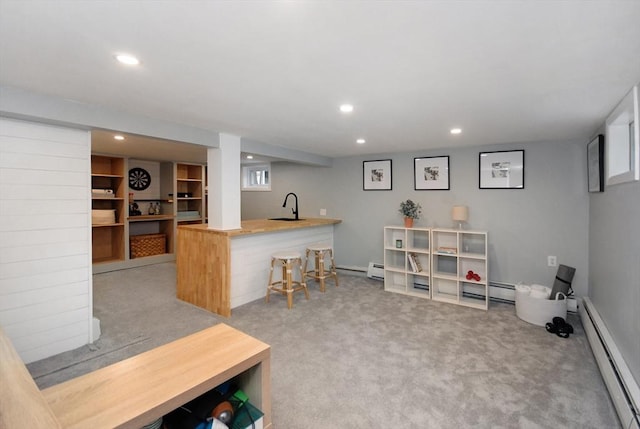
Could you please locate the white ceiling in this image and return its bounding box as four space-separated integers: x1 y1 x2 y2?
91 129 208 163
1 1 640 159
91 128 280 165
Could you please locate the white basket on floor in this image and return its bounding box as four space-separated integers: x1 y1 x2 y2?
515 284 567 327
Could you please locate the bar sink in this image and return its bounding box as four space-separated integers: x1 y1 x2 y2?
268 217 305 221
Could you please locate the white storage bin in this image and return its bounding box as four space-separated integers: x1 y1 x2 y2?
515 284 567 326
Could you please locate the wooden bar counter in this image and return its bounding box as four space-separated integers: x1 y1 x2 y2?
177 218 341 317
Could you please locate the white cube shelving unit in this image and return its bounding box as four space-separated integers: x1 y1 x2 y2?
383 227 431 299
384 227 489 310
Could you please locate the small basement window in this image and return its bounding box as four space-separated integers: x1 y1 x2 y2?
606 85 639 186
242 163 271 191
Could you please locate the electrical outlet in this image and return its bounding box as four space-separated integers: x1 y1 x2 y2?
320 208 327 216
548 255 557 267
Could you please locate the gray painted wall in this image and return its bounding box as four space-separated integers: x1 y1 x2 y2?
589 179 640 385
242 139 590 296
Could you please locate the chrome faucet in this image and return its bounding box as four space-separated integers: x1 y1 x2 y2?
282 192 299 220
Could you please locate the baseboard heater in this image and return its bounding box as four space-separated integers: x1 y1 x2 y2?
365 262 384 281
360 270 577 310
581 297 640 429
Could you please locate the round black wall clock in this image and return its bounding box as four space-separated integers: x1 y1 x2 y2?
129 167 151 191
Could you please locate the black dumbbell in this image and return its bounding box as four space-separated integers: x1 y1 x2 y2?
545 317 574 338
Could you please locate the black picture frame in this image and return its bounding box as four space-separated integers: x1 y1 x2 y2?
587 134 605 192
479 150 525 189
363 159 392 190
414 156 450 190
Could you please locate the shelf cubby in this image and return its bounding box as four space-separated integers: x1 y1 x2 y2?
175 163 204 224
459 232 486 256
384 271 407 293
459 258 487 284
407 228 430 251
176 163 203 180
92 226 125 263
408 274 430 297
384 249 407 271
431 277 458 303
91 155 126 263
432 254 457 281
384 227 406 249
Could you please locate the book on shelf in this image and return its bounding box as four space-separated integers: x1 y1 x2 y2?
437 246 457 254
413 253 423 272
407 253 418 272
407 253 423 273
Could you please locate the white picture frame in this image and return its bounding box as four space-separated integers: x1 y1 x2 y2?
414 156 450 190
479 150 524 189
363 159 392 190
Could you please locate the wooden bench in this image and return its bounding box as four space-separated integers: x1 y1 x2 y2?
1 324 272 429
0 326 62 428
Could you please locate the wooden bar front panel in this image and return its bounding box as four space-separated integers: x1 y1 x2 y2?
177 227 231 317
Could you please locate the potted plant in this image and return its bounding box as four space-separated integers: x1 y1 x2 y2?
399 199 422 227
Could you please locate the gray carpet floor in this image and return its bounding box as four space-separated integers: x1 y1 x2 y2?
28 262 620 429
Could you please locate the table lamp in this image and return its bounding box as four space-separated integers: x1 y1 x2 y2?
452 205 468 230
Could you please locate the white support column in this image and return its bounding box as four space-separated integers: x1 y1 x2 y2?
207 134 241 230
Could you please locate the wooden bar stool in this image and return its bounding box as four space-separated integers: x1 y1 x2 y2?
303 243 339 292
266 251 309 309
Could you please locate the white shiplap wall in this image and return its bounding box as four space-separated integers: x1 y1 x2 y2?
230 225 334 308
0 117 92 363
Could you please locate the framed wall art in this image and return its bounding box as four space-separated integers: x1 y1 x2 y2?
479 150 524 189
414 156 450 190
587 134 605 193
363 159 392 190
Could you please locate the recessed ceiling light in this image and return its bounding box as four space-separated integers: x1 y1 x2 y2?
113 135 125 141
450 128 462 135
115 54 140 66
339 104 354 113
356 138 366 144
246 155 254 159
